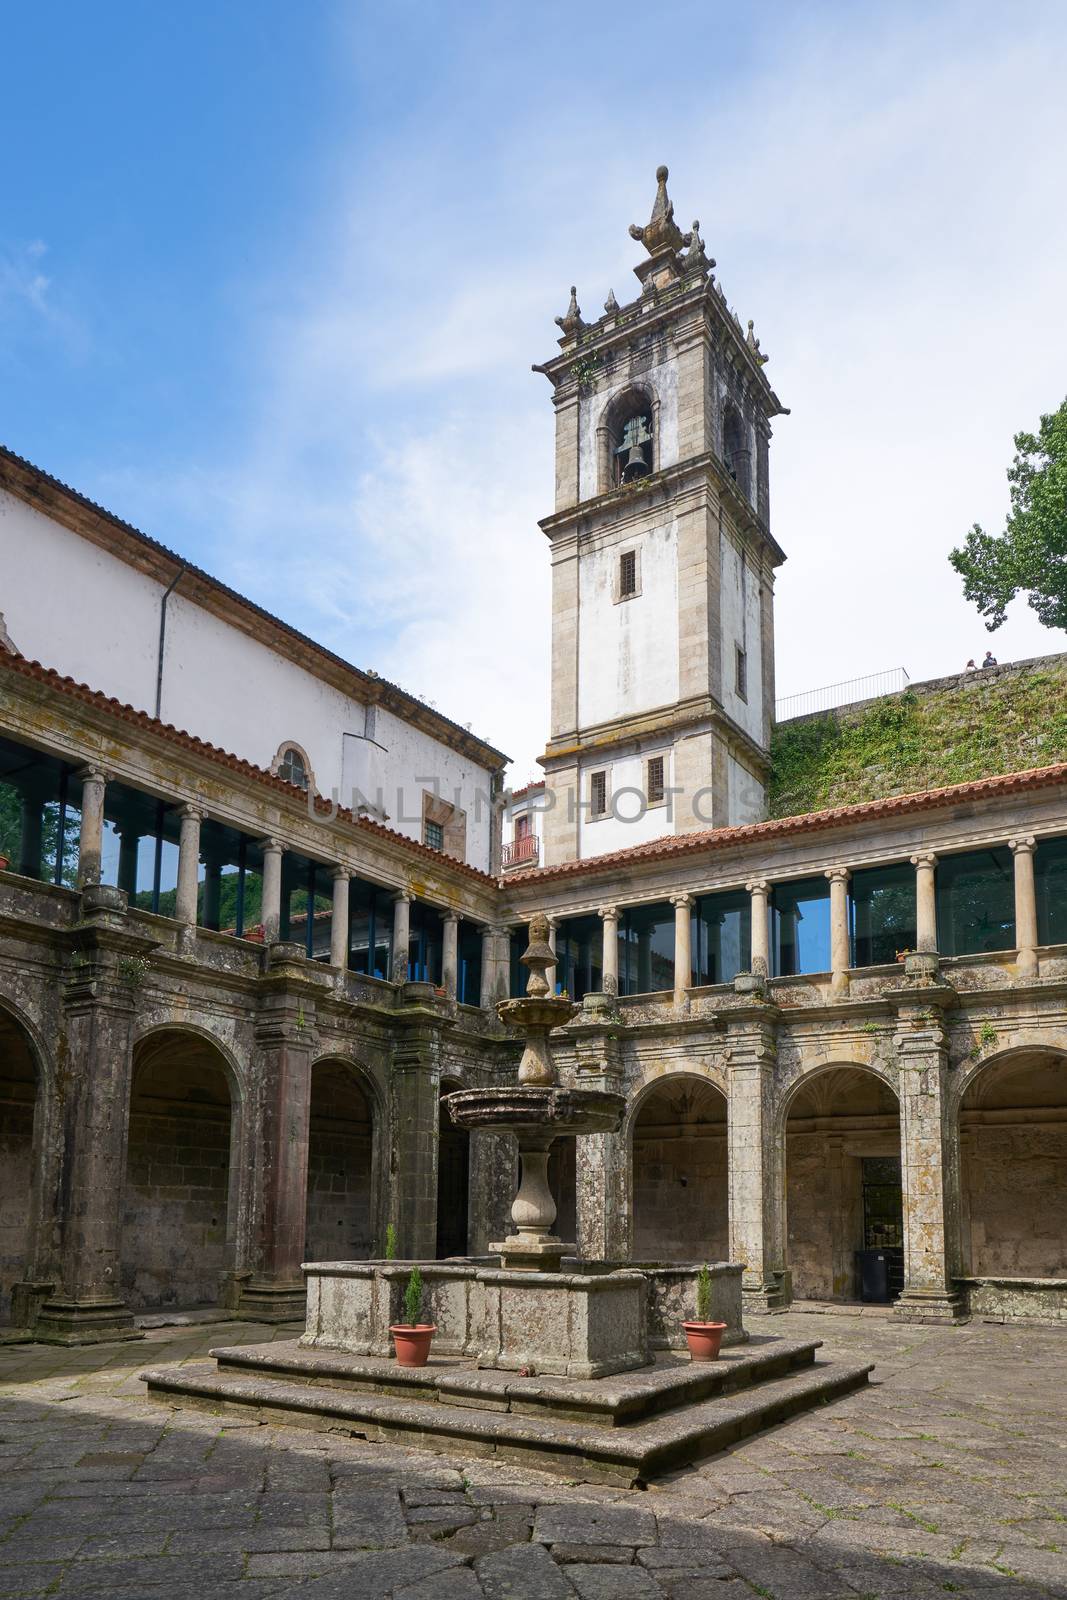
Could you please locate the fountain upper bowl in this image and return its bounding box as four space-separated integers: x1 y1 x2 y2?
443 1085 626 1139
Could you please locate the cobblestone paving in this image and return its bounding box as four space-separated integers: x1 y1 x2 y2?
1 1310 1065 1598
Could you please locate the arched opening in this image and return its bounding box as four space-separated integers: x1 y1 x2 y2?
437 1079 470 1258
548 1139 576 1248
123 1030 236 1310
306 1060 374 1263
598 388 657 491
722 401 751 498
631 1076 728 1263
960 1052 1067 1280
0 1007 39 1324
785 1067 902 1304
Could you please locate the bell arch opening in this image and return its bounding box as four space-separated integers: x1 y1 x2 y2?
123 1029 237 1310
630 1075 728 1263
0 1006 40 1324
784 1066 902 1304
597 386 658 492
306 1059 375 1263
960 1051 1067 1280
437 1078 470 1258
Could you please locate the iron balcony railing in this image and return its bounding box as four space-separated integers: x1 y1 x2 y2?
776 667 910 722
502 834 539 868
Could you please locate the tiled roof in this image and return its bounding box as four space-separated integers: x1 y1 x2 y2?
0 443 509 768
0 651 497 887
504 764 1067 884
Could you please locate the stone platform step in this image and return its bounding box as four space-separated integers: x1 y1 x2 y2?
141 1346 873 1486
208 1335 823 1427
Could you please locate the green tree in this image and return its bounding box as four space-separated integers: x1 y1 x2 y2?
950 399 1067 631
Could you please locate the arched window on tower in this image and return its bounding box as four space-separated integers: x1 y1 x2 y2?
722 402 752 500
597 389 657 493
275 744 309 791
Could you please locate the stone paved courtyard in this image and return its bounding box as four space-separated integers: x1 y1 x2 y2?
0 1310 1064 1599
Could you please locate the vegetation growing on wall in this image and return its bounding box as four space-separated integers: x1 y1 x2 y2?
769 658 1067 819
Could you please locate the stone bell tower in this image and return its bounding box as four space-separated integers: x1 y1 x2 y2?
534 166 789 867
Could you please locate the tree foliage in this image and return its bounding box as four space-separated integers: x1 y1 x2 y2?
950 398 1067 631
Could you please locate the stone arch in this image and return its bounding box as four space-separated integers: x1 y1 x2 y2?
782 1063 902 1304
437 1075 470 1258
0 996 52 1324
123 1025 241 1309
627 1068 728 1263
721 396 751 498
596 383 660 491
957 1046 1067 1280
305 1055 380 1264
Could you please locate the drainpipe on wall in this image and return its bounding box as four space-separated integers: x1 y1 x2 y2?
155 567 186 720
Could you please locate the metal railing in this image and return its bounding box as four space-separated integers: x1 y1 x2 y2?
776 667 910 722
502 834 539 869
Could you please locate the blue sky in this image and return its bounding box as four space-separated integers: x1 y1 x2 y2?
3 1 1067 779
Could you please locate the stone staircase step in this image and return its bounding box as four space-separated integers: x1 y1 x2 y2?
141 1353 873 1485
209 1336 823 1427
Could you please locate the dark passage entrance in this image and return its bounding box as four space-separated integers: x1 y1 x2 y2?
436 1082 469 1258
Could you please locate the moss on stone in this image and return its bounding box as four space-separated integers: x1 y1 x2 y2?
768 656 1067 819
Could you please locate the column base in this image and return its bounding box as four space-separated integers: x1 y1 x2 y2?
892 1285 968 1325
236 1278 307 1323
33 1296 142 1346
490 1235 576 1273
742 1270 792 1314
9 1280 54 1331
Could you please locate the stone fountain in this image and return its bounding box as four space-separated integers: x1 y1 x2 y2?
443 913 625 1272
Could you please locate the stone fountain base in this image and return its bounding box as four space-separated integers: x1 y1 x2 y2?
298 1258 744 1379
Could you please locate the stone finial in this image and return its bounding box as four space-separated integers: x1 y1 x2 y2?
682 220 713 276
746 318 769 366
603 288 619 314
628 165 685 256
520 912 557 998
0 612 18 656
554 285 586 337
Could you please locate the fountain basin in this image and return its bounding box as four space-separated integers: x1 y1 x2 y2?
444 1085 625 1139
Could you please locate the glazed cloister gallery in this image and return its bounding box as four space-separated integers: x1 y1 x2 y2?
0 168 1065 1476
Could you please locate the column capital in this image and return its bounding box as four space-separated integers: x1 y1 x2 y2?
76 764 109 787
440 908 460 925
257 835 284 856
670 892 695 909
178 802 206 823
1008 834 1037 856
392 888 413 905
598 904 619 922
745 877 769 895
824 865 850 885
910 852 937 869
330 862 351 881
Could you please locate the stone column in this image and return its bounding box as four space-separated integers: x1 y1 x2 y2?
259 837 284 944
389 1019 444 1258
77 767 107 888
825 866 851 996
671 893 693 1004
572 1028 627 1262
893 985 964 1323
1008 834 1039 979
479 923 497 1007
174 804 204 927
35 886 153 1344
599 905 619 995
746 877 770 977
441 911 459 999
116 830 140 898
329 866 350 972
724 1000 788 1312
392 891 412 984
239 944 316 1321
911 852 938 953
18 794 44 879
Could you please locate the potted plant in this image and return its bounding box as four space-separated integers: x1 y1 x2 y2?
390 1267 436 1367
683 1264 727 1362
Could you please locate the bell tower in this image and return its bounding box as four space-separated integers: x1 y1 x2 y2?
534 166 788 866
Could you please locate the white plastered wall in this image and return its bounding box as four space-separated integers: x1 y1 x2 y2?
577 520 679 730
576 744 674 860
718 530 765 748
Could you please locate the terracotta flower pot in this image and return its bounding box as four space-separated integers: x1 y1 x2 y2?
390 1324 437 1367
682 1320 727 1362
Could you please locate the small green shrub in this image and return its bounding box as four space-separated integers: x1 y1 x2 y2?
696 1263 712 1322
404 1267 423 1328
384 1223 397 1260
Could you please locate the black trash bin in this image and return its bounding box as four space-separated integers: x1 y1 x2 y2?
856 1248 891 1303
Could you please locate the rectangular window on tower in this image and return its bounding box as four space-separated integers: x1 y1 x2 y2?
590 771 608 818
646 755 665 805
735 645 748 701
619 549 637 598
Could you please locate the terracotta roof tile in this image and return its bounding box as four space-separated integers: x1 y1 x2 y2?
0 651 496 886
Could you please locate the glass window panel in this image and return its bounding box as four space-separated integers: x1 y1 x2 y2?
347 878 392 978
196 820 251 933
1036 836 1067 946
554 914 602 1002
936 847 1014 956
0 737 80 885
850 863 916 967
772 875 831 976
510 929 526 997
458 921 483 1006
693 890 751 985
620 902 675 995
408 902 443 984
